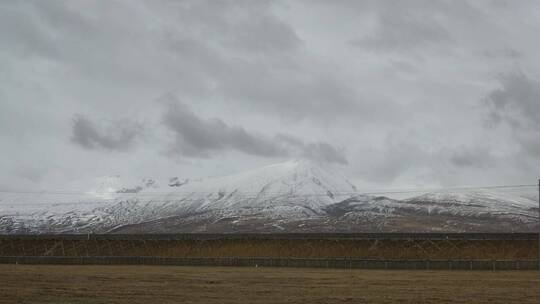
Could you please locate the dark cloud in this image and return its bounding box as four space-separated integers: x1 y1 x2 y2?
153 2 366 124
160 17 361 123
353 129 495 185
0 0 381 124
486 72 540 127
449 146 492 168
162 102 286 158
218 7 301 53
481 48 521 59
153 0 301 55
484 72 540 158
352 13 450 52
0 1 112 63
304 143 348 165
215 65 365 122
349 1 452 53
162 101 347 164
275 134 348 164
70 115 141 152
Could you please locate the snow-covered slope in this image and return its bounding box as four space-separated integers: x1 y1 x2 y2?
165 159 357 214
0 160 358 233
404 190 538 223
0 160 537 233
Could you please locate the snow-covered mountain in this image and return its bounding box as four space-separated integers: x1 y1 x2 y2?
404 190 538 221
0 160 357 233
324 189 538 233
0 160 537 233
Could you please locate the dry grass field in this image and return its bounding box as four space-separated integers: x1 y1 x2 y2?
1 238 537 260
0 265 538 304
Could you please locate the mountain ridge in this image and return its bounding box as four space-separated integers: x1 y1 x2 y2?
0 160 537 233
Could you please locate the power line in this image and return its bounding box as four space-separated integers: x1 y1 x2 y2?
0 183 536 195
358 184 537 196
0 184 536 199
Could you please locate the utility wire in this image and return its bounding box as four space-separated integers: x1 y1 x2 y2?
0 183 536 196
0 183 537 208
2 190 538 206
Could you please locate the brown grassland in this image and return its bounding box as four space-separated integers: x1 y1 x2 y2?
1 238 536 259
0 265 538 304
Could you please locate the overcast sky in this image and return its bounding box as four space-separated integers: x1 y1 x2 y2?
1 0 540 192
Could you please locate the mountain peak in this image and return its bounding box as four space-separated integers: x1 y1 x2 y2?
1 160 538 233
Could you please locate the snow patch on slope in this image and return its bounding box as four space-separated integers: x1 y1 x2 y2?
0 160 358 232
